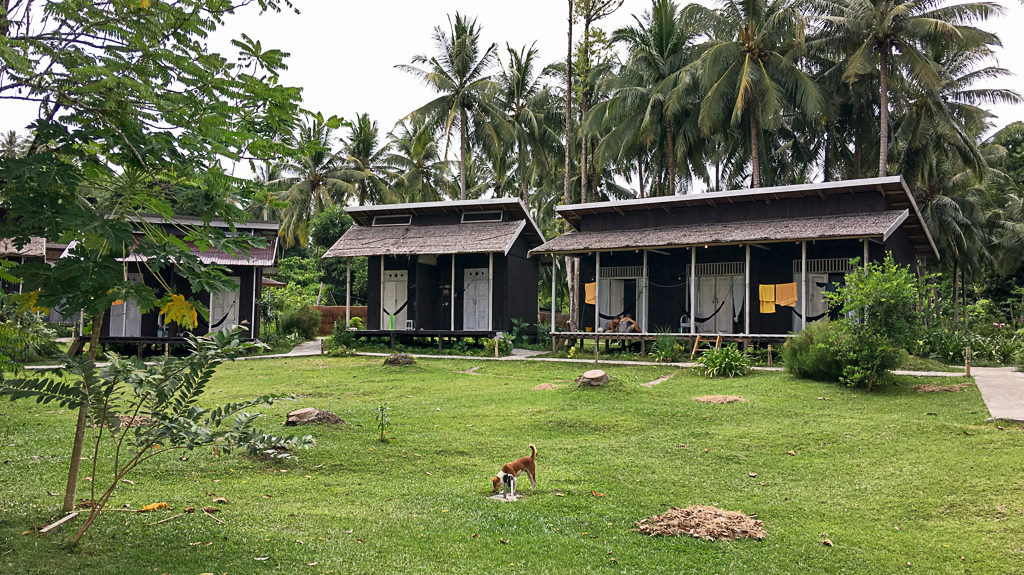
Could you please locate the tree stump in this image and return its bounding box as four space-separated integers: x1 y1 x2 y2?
284 408 345 426
575 369 609 387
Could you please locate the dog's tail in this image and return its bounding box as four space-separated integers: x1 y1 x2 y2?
529 444 536 458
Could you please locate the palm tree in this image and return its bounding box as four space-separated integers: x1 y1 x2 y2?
385 118 452 203
813 0 1003 177
588 0 703 196
397 13 504 200
686 0 825 188
497 43 562 204
273 114 361 248
1 130 28 158
345 113 399 206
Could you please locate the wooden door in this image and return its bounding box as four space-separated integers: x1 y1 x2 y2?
792 273 830 332
697 275 734 334
382 270 408 330
210 276 240 334
463 268 488 331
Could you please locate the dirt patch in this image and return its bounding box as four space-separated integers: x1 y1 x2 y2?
911 382 974 393
532 383 562 391
459 366 484 374
694 395 747 404
641 374 673 388
634 505 765 541
116 415 153 428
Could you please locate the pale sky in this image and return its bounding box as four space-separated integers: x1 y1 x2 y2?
3 0 1022 165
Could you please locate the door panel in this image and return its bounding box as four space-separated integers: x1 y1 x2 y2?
382 270 408 330
463 268 488 331
696 275 734 334
109 273 143 337
792 272 830 333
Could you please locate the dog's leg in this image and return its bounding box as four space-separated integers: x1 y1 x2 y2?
509 476 516 499
529 471 536 490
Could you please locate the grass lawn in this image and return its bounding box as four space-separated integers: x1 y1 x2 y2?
1 356 1021 574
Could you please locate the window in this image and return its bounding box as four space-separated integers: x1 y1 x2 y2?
372 214 412 226
461 211 503 223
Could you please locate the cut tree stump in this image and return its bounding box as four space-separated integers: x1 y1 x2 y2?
576 369 609 386
284 408 346 426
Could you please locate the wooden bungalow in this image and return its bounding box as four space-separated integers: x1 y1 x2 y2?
1 236 46 294
321 199 545 340
530 176 939 344
60 214 279 354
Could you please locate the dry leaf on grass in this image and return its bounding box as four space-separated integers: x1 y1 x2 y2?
591 491 606 497
823 539 834 547
694 395 746 404
912 382 974 393
202 507 219 513
787 451 796 456
749 472 758 477
211 497 228 504
634 505 765 541
139 502 170 512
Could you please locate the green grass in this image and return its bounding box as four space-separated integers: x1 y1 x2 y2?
2 357 1022 574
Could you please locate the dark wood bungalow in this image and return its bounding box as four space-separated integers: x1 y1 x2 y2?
1 237 46 294
321 198 545 338
60 214 278 354
530 176 939 342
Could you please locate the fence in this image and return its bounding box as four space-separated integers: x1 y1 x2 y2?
538 311 570 330
312 306 368 336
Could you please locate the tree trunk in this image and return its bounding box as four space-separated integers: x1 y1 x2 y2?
823 133 831 182
951 258 959 325
63 312 104 512
666 117 676 196
315 282 324 306
590 137 598 201
564 0 579 336
878 46 890 178
656 153 663 197
459 109 469 201
749 106 761 188
637 159 645 198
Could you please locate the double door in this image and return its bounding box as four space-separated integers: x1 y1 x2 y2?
382 270 409 330
210 276 240 333
696 275 743 334
463 268 489 331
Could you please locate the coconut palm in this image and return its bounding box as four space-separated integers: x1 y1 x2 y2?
345 113 400 206
397 13 505 200
813 0 1004 177
385 118 453 203
587 0 702 197
273 114 362 248
496 43 562 204
686 0 825 188
1 130 29 158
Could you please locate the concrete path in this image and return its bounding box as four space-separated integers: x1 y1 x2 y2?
971 367 1024 422
237 339 323 361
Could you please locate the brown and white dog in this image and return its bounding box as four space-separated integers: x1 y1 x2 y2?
491 444 536 499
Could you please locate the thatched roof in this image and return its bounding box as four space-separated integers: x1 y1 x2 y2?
0 237 46 258
530 210 909 255
323 220 529 258
556 176 937 258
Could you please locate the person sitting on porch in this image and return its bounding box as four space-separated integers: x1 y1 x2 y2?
616 314 640 333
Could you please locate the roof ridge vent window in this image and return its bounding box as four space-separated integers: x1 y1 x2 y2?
372 214 412 226
461 211 503 223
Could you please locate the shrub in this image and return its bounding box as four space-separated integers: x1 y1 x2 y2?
331 318 356 349
281 305 321 340
694 344 751 378
483 336 513 356
651 332 682 362
348 316 364 330
536 323 552 348
508 317 530 346
783 320 846 382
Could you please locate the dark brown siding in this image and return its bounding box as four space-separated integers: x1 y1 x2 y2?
505 235 539 335
367 255 381 330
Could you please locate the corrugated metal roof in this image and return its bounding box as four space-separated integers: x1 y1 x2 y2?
0 237 46 258
60 237 277 266
530 210 909 255
322 220 528 258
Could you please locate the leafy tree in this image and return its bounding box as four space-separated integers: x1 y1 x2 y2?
386 118 453 203
0 130 29 158
344 113 399 206
0 0 303 513
991 122 1024 186
398 13 504 200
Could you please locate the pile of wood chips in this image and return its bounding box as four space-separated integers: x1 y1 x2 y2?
634 505 765 541
116 414 154 427
694 395 747 404
911 382 974 393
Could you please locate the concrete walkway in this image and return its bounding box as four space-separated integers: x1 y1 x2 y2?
972 367 1024 423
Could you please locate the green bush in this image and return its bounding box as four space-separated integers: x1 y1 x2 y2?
483 336 512 357
280 306 321 340
694 344 750 378
331 318 356 349
783 320 846 382
651 332 682 362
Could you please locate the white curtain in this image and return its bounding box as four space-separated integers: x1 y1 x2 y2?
732 275 745 323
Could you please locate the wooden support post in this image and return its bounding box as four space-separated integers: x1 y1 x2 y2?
642 249 649 331
690 248 696 334
690 334 702 360
594 335 599 365
745 244 751 335
595 251 601 332
390 332 395 351
346 257 351 326
715 335 722 350
965 346 972 377
801 241 808 332
451 255 456 330
488 252 494 332
767 344 773 368
438 337 444 353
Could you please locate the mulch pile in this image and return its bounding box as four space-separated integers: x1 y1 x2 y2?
531 383 562 391
383 353 416 366
634 505 765 541
911 382 974 393
694 395 747 404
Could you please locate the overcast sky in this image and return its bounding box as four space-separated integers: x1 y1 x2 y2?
3 0 1022 168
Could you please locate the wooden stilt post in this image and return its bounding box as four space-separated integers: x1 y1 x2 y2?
690 247 696 334
594 335 599 365
965 347 972 377
690 334 702 360
346 257 351 326
767 344 773 367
